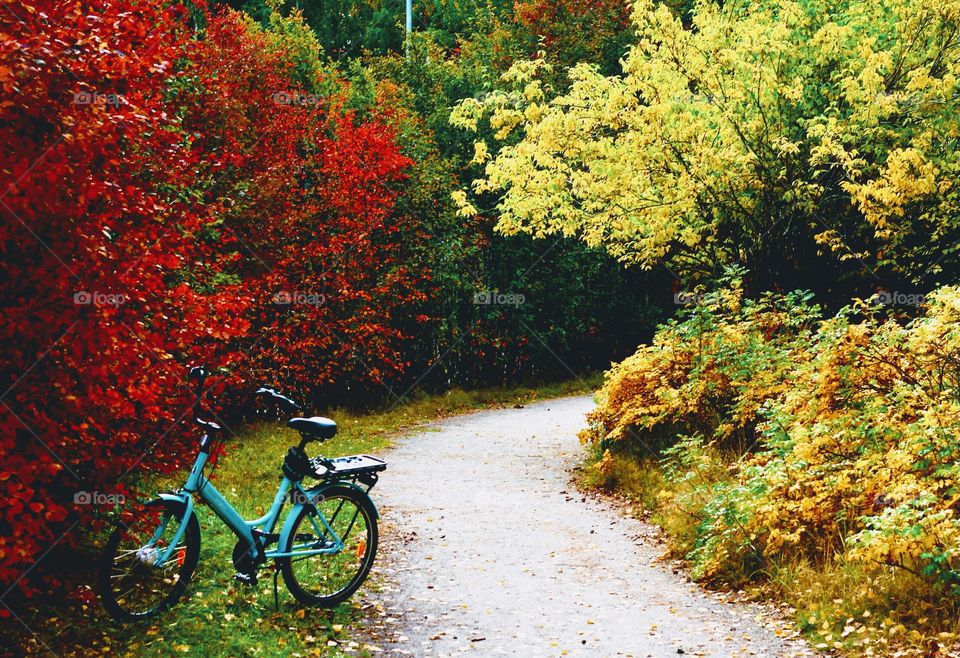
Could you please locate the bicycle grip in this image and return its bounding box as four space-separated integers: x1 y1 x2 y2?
188 366 208 400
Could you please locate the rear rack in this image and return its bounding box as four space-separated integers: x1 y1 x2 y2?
308 454 387 489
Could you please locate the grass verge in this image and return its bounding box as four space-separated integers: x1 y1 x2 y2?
6 378 597 657
578 448 960 657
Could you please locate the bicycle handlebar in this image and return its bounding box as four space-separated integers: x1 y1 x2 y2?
185 368 303 435
255 387 302 412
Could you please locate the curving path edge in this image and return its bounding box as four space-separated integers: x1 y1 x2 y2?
356 395 817 658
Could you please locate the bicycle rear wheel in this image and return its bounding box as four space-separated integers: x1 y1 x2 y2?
279 484 378 607
98 498 200 622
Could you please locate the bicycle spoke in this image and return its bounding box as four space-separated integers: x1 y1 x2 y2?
99 500 197 620
282 490 375 605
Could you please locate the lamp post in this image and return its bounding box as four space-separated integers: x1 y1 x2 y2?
405 0 412 59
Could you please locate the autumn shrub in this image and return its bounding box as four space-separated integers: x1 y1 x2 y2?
177 9 431 407
0 1 425 598
725 288 960 588
581 274 821 455
584 283 960 650
0 0 241 597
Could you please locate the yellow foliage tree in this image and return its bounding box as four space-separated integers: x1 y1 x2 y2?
453 0 960 283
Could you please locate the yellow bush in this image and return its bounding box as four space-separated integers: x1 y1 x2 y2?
745 288 960 581
581 279 820 454
585 284 960 600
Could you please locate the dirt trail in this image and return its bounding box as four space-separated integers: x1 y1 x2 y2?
357 395 816 658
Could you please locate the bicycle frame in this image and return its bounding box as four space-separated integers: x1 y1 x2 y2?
149 433 349 568
99 369 387 622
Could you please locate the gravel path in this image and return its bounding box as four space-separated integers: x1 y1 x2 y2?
357 395 817 658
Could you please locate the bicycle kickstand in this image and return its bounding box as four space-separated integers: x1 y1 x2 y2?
272 565 280 611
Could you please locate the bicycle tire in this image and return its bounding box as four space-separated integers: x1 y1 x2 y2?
98 498 200 622
279 484 378 607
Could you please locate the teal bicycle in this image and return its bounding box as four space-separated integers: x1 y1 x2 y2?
98 367 385 621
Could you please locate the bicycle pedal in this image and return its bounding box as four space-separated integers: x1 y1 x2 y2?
234 571 258 585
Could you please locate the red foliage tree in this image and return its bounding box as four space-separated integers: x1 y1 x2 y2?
0 0 246 597
177 11 428 403
0 1 424 598
513 0 633 74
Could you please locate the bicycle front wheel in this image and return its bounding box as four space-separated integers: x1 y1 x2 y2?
98 498 200 622
279 484 378 607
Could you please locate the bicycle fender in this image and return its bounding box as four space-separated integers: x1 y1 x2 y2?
154 491 196 567
158 491 194 522
157 491 190 506
278 482 379 544
309 481 379 518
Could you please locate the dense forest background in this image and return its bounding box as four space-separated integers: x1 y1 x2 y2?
1 0 662 598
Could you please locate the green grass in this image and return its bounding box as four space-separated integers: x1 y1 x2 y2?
9 378 598 657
